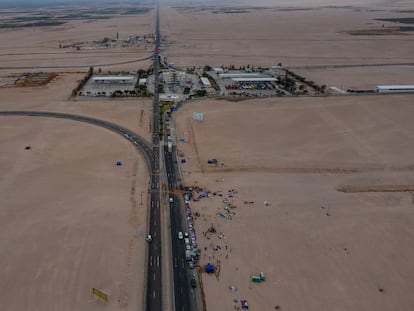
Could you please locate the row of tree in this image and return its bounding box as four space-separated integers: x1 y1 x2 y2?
71 66 93 97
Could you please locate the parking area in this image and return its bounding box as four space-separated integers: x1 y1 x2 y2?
208 68 288 96
80 75 138 97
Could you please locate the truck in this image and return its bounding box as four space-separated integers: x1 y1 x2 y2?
167 141 172 153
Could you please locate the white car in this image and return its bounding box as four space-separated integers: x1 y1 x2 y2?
169 197 174 203
178 232 183 239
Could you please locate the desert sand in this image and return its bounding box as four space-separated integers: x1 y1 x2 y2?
161 3 414 71
0 0 414 310
0 6 154 310
173 95 414 311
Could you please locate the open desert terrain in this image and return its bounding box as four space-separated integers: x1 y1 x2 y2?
0 0 414 310
0 3 154 310
161 0 414 89
174 95 414 311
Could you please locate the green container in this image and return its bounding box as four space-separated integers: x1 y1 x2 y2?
252 276 261 283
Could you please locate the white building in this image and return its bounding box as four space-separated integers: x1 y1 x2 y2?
376 85 414 93
92 76 135 84
200 77 211 88
232 77 277 82
219 73 262 79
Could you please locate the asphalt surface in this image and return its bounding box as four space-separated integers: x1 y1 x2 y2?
151 0 197 309
145 0 162 309
164 138 193 311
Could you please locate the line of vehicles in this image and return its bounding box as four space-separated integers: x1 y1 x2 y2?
176 193 199 271
225 82 276 91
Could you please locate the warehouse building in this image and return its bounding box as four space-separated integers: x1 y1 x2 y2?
376 85 414 94
219 73 262 79
92 76 136 84
232 77 277 83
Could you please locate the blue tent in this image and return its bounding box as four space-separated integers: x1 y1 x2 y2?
116 161 122 166
206 263 215 273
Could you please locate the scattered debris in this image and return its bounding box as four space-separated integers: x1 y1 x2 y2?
241 300 249 309
208 158 218 164
24 145 32 150
252 271 265 283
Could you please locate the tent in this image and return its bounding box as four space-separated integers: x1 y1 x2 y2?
206 263 215 273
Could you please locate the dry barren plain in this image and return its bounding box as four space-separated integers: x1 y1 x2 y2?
0 5 155 311
174 95 414 311
161 1 414 89
0 0 414 310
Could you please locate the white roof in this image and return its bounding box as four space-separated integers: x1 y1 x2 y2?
139 78 147 83
200 77 211 86
93 76 135 81
376 85 414 89
232 77 277 82
219 73 262 79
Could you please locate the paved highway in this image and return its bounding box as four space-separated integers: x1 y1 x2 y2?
150 0 198 309
164 136 194 311
145 0 162 309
